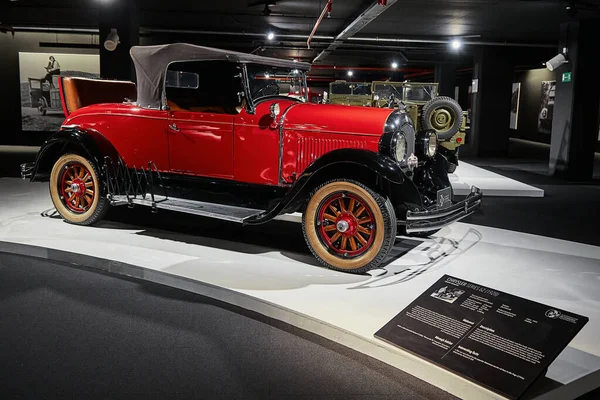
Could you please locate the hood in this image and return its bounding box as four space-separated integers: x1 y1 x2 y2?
281 103 395 136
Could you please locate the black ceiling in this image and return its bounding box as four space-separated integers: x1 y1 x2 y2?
3 0 599 73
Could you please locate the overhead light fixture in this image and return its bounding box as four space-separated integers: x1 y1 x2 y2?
267 32 275 41
265 73 270 79
293 69 299 74
347 70 353 77
391 62 398 69
546 51 569 72
451 39 462 50
293 59 298 62
104 28 119 51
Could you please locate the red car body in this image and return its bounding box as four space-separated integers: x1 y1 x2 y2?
61 101 392 186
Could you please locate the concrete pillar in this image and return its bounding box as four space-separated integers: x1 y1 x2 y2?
549 20 600 181
469 47 515 157
434 63 456 98
98 1 139 81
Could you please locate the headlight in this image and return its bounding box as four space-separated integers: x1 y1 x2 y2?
393 133 408 162
426 132 437 158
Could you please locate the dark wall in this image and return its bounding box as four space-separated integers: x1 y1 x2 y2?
511 68 556 144
0 32 99 146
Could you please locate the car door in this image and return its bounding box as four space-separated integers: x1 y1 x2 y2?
168 110 234 179
165 61 239 179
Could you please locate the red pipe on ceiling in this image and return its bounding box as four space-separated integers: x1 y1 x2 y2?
311 65 430 73
307 0 333 49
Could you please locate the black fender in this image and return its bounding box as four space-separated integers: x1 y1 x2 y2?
244 149 407 225
29 127 119 183
438 146 459 167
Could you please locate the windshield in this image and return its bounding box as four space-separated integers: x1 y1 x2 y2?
373 83 403 101
403 84 437 102
330 82 371 96
246 64 307 103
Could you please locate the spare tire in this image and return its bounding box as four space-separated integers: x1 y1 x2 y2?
421 96 463 140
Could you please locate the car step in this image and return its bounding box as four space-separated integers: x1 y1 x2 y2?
110 194 264 223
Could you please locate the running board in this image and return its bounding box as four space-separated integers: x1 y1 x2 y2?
110 194 264 223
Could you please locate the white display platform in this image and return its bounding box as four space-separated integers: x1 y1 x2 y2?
0 178 595 400
451 162 544 198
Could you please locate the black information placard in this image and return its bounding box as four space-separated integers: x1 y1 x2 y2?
375 275 588 399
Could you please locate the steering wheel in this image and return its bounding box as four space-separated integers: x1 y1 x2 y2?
254 82 280 98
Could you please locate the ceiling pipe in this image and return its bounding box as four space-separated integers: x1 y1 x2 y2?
313 0 399 63
311 65 427 73
307 0 333 49
346 36 556 48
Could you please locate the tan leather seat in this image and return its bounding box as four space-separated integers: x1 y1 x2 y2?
62 77 137 114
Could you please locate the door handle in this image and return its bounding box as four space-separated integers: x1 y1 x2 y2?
169 123 179 132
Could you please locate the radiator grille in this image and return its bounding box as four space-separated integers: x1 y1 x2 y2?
296 137 366 172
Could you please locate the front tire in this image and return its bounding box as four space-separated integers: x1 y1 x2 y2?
49 153 108 226
302 179 397 274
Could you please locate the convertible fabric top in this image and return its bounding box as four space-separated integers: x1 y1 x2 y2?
130 43 311 108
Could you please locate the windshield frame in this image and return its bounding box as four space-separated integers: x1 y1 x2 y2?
242 63 308 113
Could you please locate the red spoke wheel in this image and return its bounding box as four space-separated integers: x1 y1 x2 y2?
50 154 109 226
303 179 397 274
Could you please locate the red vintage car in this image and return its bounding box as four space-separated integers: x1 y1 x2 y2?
22 43 482 274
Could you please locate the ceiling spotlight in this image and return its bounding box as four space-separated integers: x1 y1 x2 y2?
265 73 270 79
267 32 275 41
104 28 120 52
451 39 462 50
347 70 353 77
263 4 272 16
391 62 398 69
293 59 298 62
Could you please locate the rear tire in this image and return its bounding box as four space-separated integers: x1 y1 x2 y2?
49 153 108 226
302 179 396 274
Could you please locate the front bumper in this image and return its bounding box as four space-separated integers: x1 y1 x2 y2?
21 162 35 181
404 186 482 233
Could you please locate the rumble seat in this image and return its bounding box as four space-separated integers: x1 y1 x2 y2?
62 77 137 114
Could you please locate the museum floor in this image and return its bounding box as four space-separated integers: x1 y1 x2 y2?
1 142 599 399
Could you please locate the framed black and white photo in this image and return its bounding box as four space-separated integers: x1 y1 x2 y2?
510 82 521 130
19 52 100 132
538 80 556 134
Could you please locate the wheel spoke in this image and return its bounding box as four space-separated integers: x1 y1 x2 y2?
357 217 372 225
355 233 368 246
66 180 73 185
330 232 341 243
340 236 347 251
86 189 94 196
323 213 337 223
357 225 372 235
349 237 357 251
328 205 340 216
348 198 356 214
354 206 366 218
67 193 76 203
85 181 94 188
82 173 90 182
324 225 337 232
339 198 347 212
85 195 93 206
78 167 85 178
65 188 72 193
